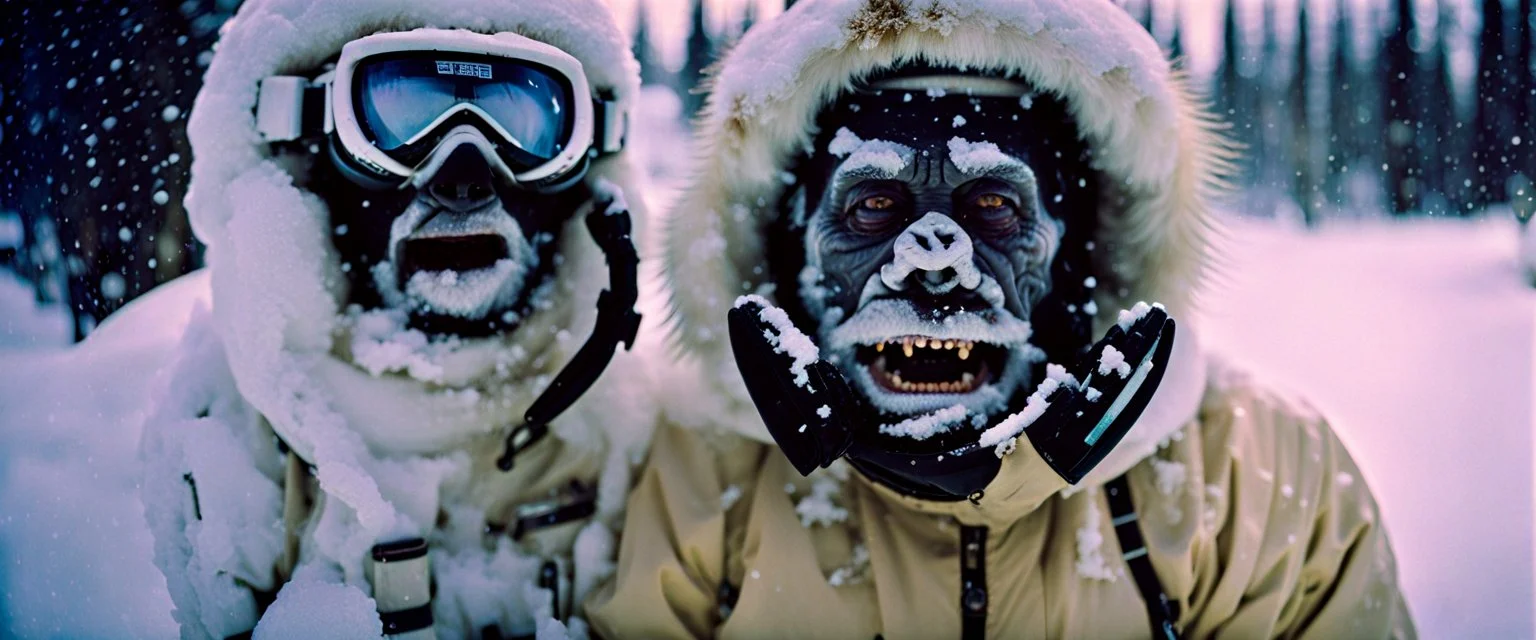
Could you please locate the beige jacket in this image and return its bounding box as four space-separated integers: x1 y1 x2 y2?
590 0 1413 637
589 364 1413 638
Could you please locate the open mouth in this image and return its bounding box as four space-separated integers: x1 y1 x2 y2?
856 336 1009 395
398 233 509 281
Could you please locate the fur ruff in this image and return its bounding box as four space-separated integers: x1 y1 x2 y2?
659 0 1237 474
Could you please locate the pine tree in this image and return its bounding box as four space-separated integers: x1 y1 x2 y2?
681 0 715 116
1383 0 1420 214
1427 2 1468 214
632 0 665 86
1473 0 1512 207
1513 0 1535 215
1217 0 1241 120
1325 0 1354 206
1290 0 1318 224
1257 0 1284 206
1167 2 1185 67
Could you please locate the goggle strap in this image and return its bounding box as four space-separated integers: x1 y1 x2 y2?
255 76 331 142
594 97 626 155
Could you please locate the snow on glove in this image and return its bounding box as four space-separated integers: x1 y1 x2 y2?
984 303 1176 484
727 295 863 476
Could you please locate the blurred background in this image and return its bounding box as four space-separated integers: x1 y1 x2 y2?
1 0 1532 341
0 0 1532 638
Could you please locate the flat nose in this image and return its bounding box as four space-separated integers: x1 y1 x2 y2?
422 143 498 212
880 212 983 295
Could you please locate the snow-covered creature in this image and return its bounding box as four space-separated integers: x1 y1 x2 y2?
588 0 1414 638
137 1 657 637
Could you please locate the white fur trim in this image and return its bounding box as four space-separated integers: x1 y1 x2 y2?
661 0 1235 445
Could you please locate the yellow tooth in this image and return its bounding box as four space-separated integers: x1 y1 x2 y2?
891 373 903 386
875 342 885 353
914 337 927 349
958 346 970 360
945 340 956 350
902 339 914 358
962 372 975 386
939 382 953 393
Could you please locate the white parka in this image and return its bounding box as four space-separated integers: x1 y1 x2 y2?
137 0 658 637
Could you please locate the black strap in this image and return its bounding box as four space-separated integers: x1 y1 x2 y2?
1104 475 1181 640
509 483 598 541
497 206 641 471
380 604 434 635
538 560 562 621
959 525 988 640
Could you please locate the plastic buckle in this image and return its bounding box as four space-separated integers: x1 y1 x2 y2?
495 421 550 471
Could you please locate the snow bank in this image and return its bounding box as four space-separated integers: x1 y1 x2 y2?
0 270 69 349
1199 215 1535 639
0 272 212 638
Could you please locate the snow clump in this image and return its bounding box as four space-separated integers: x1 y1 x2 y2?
878 404 969 440
1098 345 1131 378
1075 498 1117 582
828 127 914 178
736 294 819 388
979 373 1064 453
795 477 849 527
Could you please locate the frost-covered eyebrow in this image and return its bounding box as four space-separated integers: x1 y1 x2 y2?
946 137 1035 185
825 127 916 189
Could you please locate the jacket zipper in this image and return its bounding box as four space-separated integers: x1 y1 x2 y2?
960 525 988 640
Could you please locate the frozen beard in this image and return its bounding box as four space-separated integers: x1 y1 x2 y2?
791 78 1096 441
373 198 542 325
314 141 584 340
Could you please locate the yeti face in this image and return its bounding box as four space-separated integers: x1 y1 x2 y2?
796 87 1092 422
315 141 586 338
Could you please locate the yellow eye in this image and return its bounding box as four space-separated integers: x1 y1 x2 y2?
974 193 1008 208
862 195 895 210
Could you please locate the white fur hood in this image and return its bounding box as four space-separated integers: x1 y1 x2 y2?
661 0 1232 482
185 0 649 459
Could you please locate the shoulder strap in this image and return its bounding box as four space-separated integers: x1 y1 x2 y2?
1103 475 1181 640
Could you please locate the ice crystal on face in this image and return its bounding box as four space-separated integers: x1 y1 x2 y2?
827 127 914 178
879 404 968 440
947 136 1027 175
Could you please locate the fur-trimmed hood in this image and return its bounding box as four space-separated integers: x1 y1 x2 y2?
662 0 1230 481
186 0 649 460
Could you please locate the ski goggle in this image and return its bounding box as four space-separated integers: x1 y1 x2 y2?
255 29 626 192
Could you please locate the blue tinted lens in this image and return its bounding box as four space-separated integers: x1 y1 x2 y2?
356 57 573 162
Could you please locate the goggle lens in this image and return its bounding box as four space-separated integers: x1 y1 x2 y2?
356 57 573 163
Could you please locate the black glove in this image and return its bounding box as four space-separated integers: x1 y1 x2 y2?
1016 305 1175 483
727 300 863 475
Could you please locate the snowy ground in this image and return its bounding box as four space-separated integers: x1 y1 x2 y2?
1198 215 1536 639
2 151 1532 637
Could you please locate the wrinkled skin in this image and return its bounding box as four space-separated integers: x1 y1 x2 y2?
305 138 586 337
794 86 1096 422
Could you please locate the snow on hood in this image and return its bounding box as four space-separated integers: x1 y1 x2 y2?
661 0 1232 483
185 0 648 461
